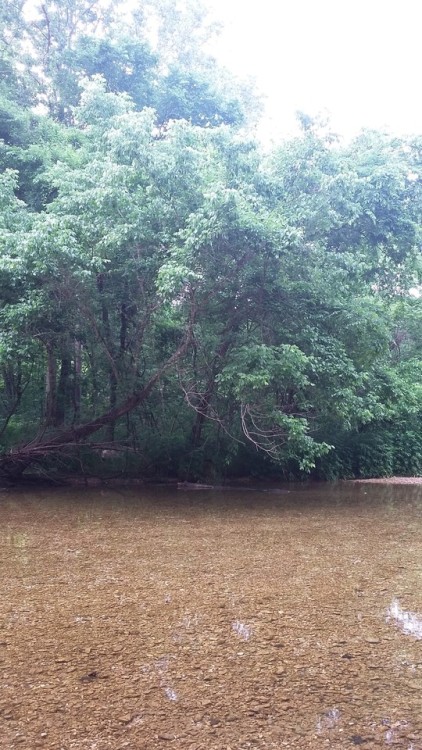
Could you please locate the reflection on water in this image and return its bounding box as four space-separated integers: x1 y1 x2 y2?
231 620 253 640
0 481 421 748
154 655 179 702
7 531 28 548
316 707 341 732
384 720 412 747
4 529 30 568
387 599 422 639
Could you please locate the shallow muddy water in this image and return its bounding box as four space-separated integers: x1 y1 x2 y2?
1 482 422 749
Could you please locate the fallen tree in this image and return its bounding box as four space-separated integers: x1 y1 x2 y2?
0 333 192 479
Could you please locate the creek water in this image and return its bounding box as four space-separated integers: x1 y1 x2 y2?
0 481 421 749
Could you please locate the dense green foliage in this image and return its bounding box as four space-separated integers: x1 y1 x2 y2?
0 1 420 480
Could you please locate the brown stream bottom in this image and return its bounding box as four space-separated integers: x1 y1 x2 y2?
0 482 421 749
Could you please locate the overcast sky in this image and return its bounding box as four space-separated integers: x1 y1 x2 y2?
207 0 422 142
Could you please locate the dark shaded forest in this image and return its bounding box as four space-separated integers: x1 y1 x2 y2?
0 0 421 481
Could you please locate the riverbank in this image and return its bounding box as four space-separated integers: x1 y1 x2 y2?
1 473 422 491
350 476 422 484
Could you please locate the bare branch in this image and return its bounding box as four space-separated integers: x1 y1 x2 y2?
240 402 288 458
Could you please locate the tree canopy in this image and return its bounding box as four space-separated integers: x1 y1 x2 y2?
0 3 420 481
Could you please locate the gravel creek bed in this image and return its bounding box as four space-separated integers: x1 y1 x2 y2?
0 482 421 749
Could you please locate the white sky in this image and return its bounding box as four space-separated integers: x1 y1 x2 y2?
206 0 422 141
21 0 422 141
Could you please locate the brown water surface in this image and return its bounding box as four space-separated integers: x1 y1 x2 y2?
1 482 422 749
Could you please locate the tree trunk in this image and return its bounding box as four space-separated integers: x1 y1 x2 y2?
0 361 23 441
73 339 82 423
97 273 117 441
0 329 192 478
44 342 56 425
55 356 71 426
190 327 237 448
